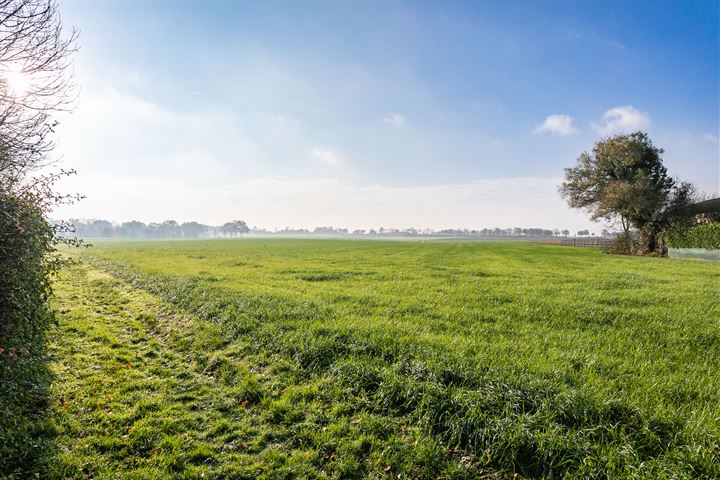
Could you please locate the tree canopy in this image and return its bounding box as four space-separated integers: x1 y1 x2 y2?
560 131 695 253
221 220 249 237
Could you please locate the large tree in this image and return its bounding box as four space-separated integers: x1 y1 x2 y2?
221 220 249 237
180 221 207 238
559 131 694 253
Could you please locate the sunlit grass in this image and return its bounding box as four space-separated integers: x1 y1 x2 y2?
46 239 720 478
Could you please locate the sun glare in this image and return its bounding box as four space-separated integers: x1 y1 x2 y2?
2 67 30 96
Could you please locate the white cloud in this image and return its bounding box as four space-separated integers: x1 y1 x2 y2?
310 147 346 166
383 112 407 127
604 38 625 50
565 31 582 40
533 114 576 136
592 105 650 135
702 133 719 144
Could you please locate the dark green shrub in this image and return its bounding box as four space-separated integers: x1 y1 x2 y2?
606 231 637 255
0 186 58 476
665 223 720 249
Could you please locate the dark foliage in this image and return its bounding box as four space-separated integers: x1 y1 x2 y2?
0 184 56 475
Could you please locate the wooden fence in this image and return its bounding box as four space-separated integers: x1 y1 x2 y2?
535 237 613 247
557 237 612 247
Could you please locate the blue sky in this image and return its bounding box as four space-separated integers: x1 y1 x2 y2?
54 0 719 231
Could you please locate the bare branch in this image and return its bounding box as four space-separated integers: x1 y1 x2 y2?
0 0 77 183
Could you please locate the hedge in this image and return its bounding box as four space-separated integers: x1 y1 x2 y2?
664 223 720 249
0 186 57 475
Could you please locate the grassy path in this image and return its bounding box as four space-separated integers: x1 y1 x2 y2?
49 264 266 478
45 262 474 479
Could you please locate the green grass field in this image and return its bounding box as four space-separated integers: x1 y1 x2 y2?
30 240 720 478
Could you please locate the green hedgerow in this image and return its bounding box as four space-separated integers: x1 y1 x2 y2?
0 186 58 476
665 223 720 249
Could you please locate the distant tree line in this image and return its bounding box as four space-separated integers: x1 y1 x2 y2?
260 226 609 238
68 219 249 238
67 219 609 239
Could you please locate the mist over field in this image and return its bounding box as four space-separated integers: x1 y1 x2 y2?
55 176 600 234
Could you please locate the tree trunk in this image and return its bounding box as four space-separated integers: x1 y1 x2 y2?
647 233 656 254
621 216 629 233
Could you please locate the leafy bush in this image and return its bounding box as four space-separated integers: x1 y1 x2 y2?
665 223 720 249
606 231 637 255
0 186 58 475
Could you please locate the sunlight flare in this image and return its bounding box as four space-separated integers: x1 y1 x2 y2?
2 66 31 96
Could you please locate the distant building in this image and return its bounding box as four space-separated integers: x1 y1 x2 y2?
690 198 720 224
